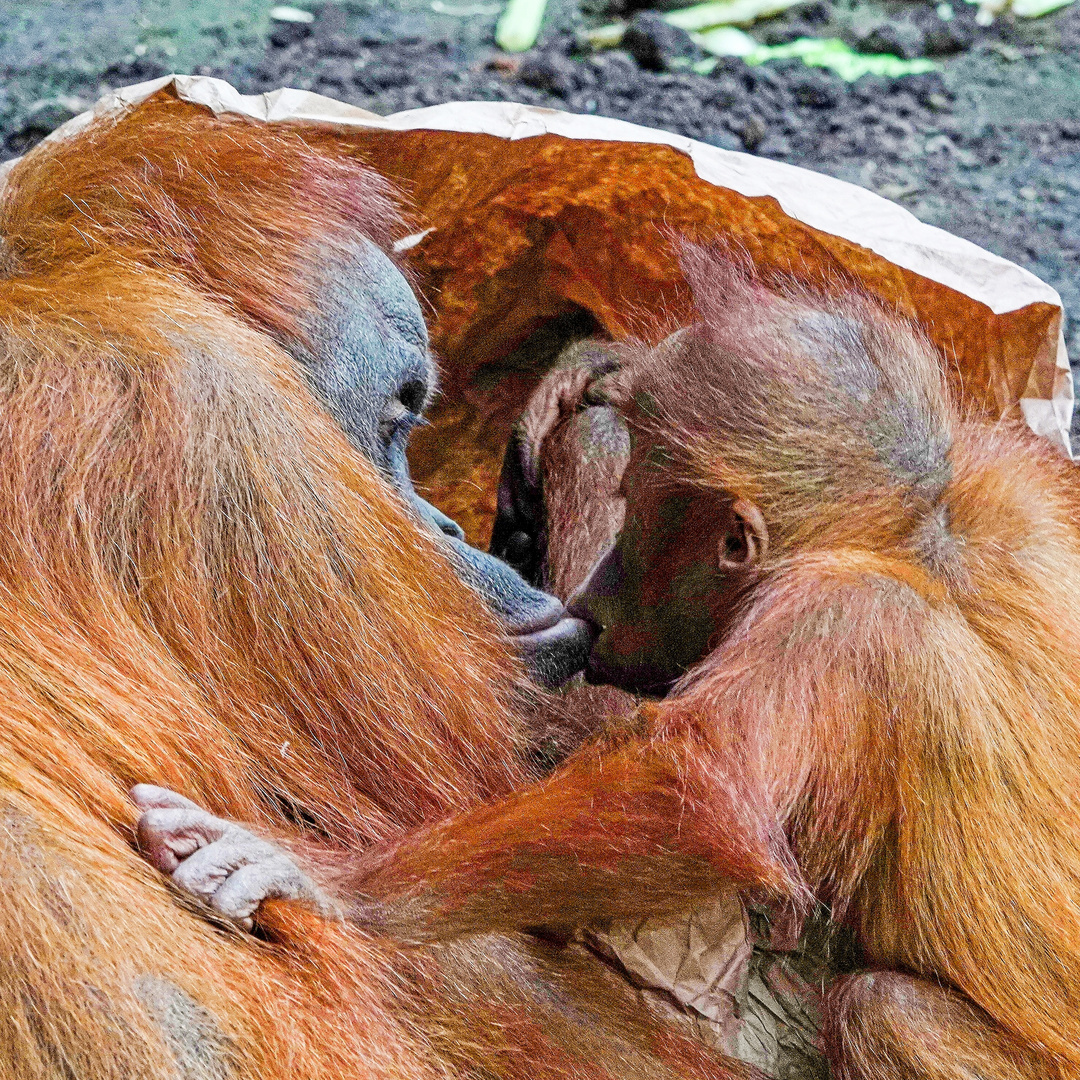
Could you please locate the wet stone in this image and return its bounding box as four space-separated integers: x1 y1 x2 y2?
518 50 582 96
623 11 699 72
790 69 844 108
854 20 928 59
269 20 311 48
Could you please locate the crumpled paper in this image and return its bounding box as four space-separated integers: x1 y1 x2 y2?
590 898 834 1080
2 74 1070 540
591 895 752 1043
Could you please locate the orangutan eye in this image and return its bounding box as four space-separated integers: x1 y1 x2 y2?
397 378 427 417
379 379 429 446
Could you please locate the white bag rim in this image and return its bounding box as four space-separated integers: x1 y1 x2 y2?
1 73 1070 455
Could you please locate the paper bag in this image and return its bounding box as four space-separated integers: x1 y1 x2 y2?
8 74 1070 543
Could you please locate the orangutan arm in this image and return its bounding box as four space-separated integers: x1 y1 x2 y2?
133 725 797 943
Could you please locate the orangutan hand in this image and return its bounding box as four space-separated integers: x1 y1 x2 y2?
131 784 338 930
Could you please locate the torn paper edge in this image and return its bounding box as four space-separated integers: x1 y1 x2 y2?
1 74 1071 455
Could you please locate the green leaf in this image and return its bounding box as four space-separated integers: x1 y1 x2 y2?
695 25 759 54
496 0 549 52
695 33 940 81
1011 0 1074 18
665 0 806 31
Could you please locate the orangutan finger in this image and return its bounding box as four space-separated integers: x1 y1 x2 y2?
136 807 230 875
210 854 316 924
130 784 204 813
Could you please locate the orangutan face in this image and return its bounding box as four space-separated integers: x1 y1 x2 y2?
567 427 764 697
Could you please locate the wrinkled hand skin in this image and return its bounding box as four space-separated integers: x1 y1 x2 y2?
491 339 630 596
132 785 341 930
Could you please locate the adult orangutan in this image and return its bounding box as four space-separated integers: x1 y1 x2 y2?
143 250 1080 1080
0 90 761 1080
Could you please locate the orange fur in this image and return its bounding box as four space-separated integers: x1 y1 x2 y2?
336 257 1080 1079
616 259 1080 1078
0 92 529 1080
0 93 755 1080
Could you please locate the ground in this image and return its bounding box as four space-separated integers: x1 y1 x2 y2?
2 0 1077 414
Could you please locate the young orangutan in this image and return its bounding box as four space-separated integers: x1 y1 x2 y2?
494 341 833 1077
571 253 1080 1079
141 250 1080 1080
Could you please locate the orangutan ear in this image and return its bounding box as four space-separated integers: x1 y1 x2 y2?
718 499 768 571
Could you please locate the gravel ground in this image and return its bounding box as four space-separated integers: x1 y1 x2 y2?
2 0 1078 413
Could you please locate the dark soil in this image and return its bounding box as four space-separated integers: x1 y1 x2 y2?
2 0 1078 421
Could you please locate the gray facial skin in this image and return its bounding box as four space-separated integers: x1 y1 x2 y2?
296 240 591 687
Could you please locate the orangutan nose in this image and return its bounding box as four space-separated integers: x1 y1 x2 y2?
565 540 623 637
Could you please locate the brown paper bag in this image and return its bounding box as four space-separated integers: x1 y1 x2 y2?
9 73 1069 544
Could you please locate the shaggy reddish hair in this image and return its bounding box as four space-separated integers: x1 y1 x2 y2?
0 93 527 1080
0 94 761 1080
